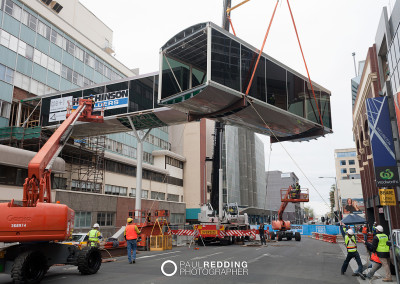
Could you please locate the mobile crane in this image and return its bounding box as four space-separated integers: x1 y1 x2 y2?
0 98 104 284
271 186 309 242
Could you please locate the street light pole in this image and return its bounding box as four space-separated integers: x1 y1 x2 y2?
319 176 340 223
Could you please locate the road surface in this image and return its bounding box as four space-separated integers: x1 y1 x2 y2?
0 238 360 284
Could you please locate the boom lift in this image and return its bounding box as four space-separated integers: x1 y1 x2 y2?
0 98 104 283
271 186 309 242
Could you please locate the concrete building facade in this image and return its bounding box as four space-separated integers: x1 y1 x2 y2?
0 0 188 238
334 148 363 218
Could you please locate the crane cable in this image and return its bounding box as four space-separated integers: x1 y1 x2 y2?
286 0 323 127
244 95 339 221
227 0 332 217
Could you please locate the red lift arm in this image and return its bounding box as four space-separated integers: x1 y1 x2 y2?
272 186 309 231
0 98 103 242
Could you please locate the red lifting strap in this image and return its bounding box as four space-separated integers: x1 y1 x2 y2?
243 0 324 127
228 16 237 36
286 0 323 127
245 0 279 96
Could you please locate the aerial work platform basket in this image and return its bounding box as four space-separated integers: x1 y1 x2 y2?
280 188 309 203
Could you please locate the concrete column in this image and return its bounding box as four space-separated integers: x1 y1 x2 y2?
127 117 151 220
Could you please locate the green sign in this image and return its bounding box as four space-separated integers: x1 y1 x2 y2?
380 169 394 180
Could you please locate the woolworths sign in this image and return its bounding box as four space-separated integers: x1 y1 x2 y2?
366 97 400 187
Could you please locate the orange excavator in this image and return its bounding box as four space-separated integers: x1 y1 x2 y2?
0 98 104 283
270 185 309 241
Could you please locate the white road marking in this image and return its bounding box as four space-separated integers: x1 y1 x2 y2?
247 253 270 264
190 252 223 260
137 251 181 259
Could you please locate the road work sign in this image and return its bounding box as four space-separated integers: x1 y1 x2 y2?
379 188 397 206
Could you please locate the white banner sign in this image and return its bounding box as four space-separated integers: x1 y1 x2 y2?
49 96 72 122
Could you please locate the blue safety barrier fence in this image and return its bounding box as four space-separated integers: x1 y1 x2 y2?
250 224 340 236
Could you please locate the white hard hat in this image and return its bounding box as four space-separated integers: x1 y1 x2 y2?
347 229 354 235
93 223 100 228
376 225 383 232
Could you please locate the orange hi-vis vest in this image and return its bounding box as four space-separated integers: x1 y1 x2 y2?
126 224 138 240
362 227 368 234
370 252 381 264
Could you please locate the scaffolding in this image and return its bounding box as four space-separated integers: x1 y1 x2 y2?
0 126 105 194
62 136 105 194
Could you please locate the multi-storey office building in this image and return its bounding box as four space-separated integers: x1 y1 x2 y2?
0 0 187 237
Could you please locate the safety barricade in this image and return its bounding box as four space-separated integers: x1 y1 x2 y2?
312 233 337 244
321 234 337 244
355 233 373 243
312 232 321 240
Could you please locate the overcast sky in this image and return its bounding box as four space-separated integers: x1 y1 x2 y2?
80 0 394 216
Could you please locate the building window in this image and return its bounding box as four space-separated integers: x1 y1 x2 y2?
167 194 179 202
340 160 346 166
130 188 136 197
105 184 127 196
349 168 356 173
151 191 165 200
97 212 114 227
142 190 148 199
0 165 27 186
340 168 347 174
74 212 92 228
170 213 184 224
166 156 183 169
0 100 11 118
336 151 356 158
71 180 101 193
349 160 355 165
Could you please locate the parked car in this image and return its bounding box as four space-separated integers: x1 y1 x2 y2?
63 233 88 247
391 229 400 271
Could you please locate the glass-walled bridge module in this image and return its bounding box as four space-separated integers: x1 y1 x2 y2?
17 22 331 142
159 22 332 142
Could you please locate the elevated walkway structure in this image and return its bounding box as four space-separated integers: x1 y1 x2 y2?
19 22 331 142
159 22 332 142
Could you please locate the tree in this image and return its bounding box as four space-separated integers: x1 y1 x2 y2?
304 206 314 219
329 184 335 212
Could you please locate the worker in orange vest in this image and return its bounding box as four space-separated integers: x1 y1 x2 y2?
362 225 368 242
124 217 141 264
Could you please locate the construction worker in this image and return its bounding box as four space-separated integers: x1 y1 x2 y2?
87 223 102 247
258 223 266 245
359 238 382 279
362 225 368 242
124 217 141 264
372 222 377 235
295 182 301 199
340 222 365 280
371 225 392 282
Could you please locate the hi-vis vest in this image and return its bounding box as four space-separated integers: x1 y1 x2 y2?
376 233 390 253
88 229 100 246
345 235 357 252
125 224 138 240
